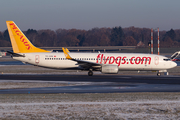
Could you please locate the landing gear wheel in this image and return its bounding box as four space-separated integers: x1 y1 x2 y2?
157 72 161 76
88 71 93 76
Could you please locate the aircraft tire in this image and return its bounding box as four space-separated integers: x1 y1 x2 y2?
157 72 161 76
88 71 93 76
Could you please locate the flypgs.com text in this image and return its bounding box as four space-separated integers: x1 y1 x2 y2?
96 54 151 66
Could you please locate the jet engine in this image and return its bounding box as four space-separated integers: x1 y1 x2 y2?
101 65 119 74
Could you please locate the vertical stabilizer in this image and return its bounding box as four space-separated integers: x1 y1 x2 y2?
6 21 49 53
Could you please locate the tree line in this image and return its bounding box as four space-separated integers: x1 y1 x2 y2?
0 26 180 47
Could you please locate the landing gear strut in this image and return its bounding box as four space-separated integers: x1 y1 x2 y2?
88 70 93 76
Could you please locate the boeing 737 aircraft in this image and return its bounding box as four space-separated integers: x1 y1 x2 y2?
6 21 178 76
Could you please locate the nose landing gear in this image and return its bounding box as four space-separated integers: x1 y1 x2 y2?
157 70 169 76
157 72 161 76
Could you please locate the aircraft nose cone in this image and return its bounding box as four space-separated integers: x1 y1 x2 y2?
171 61 177 68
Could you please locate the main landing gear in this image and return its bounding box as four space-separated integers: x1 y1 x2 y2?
88 69 93 76
157 71 169 76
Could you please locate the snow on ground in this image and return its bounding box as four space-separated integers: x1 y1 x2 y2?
0 100 180 119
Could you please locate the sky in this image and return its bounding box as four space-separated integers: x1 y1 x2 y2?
0 0 180 31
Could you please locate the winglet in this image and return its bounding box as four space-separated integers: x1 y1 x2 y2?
66 48 70 53
62 47 72 60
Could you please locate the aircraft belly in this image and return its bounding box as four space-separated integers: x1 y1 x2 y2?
118 64 152 71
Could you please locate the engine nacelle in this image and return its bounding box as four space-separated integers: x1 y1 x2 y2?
101 65 119 74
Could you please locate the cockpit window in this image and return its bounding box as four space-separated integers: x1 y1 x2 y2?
163 58 171 61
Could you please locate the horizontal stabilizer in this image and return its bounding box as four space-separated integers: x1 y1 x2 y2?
7 51 25 57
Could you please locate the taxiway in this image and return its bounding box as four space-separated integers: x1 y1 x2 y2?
0 74 180 94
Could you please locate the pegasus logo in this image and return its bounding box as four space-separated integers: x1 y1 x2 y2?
9 23 32 50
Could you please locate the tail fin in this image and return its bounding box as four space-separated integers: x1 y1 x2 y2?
6 21 50 53
171 51 180 60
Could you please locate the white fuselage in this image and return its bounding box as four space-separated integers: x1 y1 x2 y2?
13 52 177 71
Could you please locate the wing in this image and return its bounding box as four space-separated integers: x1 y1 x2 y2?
62 48 101 69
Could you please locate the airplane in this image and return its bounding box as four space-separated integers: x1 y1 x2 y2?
6 21 178 76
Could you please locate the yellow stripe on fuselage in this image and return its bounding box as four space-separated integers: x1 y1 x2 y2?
6 21 50 53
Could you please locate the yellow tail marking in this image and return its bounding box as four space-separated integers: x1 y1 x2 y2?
62 47 72 60
6 21 50 53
